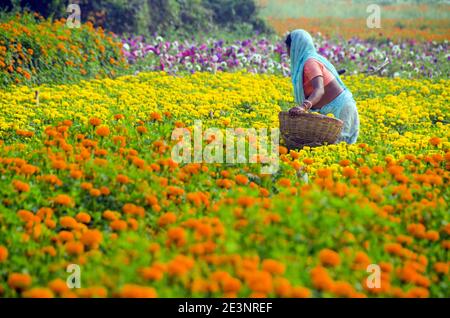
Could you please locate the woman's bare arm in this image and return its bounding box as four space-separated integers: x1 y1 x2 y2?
289 76 324 116
305 76 325 108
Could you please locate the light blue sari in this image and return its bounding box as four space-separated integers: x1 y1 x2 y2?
290 29 359 144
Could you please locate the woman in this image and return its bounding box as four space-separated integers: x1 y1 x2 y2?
286 29 360 144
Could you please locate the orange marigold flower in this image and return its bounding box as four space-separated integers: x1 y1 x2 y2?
425 230 439 241
247 271 273 294
77 286 107 298
8 273 32 290
379 262 393 273
407 223 426 238
127 218 138 231
118 284 157 298
42 246 57 257
145 194 158 206
122 203 145 217
384 242 402 254
148 243 160 254
89 117 102 126
58 230 74 242
278 146 288 155
21 164 37 175
291 286 311 298
100 186 110 196
237 196 255 208
442 240 450 249
103 210 119 221
433 262 449 275
319 249 341 267
137 126 147 134
22 288 54 298
96 125 110 137
76 212 91 224
150 112 162 121
339 159 351 167
0 245 8 262
332 281 355 298
353 251 371 265
405 287 429 298
273 277 292 297
396 235 413 245
317 168 332 178
140 266 164 281
81 182 93 190
310 266 334 291
167 227 186 247
262 259 285 275
116 174 130 184
70 170 83 179
80 229 103 249
342 167 356 178
60 216 77 229
54 194 74 206
158 212 177 227
235 174 249 185
65 241 84 255
167 255 195 277
110 219 127 231
48 278 69 295
278 178 291 187
13 180 30 192
429 137 441 146
17 209 34 222
222 277 241 293
89 188 101 197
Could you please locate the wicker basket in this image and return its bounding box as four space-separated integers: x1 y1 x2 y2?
279 111 343 149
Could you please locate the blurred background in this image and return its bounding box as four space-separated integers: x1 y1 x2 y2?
0 0 448 86
0 0 449 39
0 0 270 37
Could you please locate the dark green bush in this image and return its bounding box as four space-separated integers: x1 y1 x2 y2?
0 0 272 37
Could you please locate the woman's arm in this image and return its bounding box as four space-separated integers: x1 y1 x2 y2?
289 76 325 116
304 76 325 109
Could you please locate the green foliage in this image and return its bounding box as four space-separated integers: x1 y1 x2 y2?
0 0 272 37
0 12 126 87
203 0 271 34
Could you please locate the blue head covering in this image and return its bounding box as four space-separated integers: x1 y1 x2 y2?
290 29 347 104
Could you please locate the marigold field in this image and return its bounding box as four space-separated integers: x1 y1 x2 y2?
0 72 449 298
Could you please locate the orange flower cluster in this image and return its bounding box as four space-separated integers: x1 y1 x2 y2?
0 13 125 86
267 16 450 41
0 112 448 298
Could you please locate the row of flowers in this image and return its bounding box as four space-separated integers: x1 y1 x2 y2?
0 72 449 297
0 13 126 87
122 34 449 78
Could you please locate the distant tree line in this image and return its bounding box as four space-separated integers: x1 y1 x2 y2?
0 0 272 36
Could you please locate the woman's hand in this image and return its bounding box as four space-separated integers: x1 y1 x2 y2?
302 100 313 111
289 106 306 116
